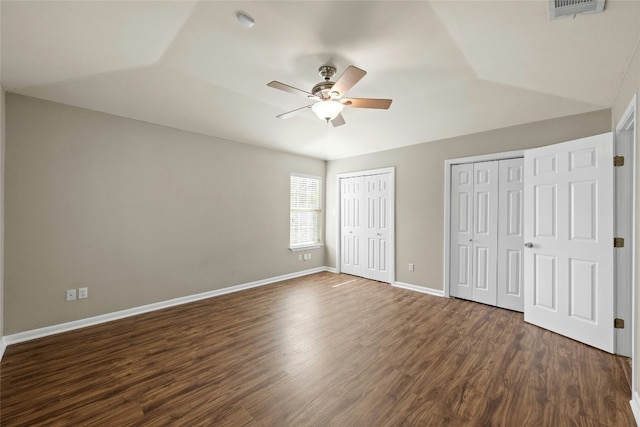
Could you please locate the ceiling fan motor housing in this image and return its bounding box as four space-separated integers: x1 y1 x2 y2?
312 81 337 99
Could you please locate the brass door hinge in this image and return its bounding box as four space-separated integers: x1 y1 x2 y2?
614 156 625 167
614 237 625 248
615 318 625 329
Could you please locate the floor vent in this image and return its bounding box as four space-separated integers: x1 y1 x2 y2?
549 0 605 20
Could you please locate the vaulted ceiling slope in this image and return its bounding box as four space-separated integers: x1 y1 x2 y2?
2 1 639 160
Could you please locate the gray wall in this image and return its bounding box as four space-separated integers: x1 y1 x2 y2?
325 110 612 291
0 95 620 336
4 94 326 334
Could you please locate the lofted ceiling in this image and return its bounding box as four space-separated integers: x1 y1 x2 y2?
2 0 639 160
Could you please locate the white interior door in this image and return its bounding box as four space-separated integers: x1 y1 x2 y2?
524 133 614 353
340 176 362 277
497 158 525 311
471 161 499 306
363 174 391 282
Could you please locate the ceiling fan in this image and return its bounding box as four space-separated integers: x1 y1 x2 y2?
267 65 392 127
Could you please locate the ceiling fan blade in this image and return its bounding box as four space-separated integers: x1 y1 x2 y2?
331 113 346 127
276 104 313 119
267 81 318 99
342 98 392 109
331 66 366 98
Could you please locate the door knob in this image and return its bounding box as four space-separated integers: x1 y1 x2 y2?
524 242 533 248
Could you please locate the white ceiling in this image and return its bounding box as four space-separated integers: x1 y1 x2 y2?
2 1 639 160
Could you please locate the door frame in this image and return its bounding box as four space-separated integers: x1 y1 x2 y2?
615 95 638 414
615 96 636 358
443 150 524 297
335 167 396 284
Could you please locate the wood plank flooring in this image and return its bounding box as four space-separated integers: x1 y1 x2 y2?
1 272 635 426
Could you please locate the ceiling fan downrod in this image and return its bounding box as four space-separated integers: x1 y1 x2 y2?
318 65 337 81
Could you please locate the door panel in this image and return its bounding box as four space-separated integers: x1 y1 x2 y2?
569 259 596 322
506 250 521 293
497 158 525 311
524 133 614 353
340 177 362 276
364 174 391 282
471 161 499 306
534 184 557 238
534 254 556 310
450 164 474 300
476 246 489 289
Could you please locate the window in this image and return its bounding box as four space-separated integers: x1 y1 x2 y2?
290 174 322 250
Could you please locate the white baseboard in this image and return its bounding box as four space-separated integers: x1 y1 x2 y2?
393 281 445 297
0 337 6 360
631 391 640 425
4 266 333 347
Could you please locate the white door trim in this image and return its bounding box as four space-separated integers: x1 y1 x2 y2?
614 95 637 414
444 150 524 297
615 96 636 358
336 167 395 283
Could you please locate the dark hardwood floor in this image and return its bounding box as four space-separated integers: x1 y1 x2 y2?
1 272 635 426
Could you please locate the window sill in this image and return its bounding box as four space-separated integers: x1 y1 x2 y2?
289 244 324 252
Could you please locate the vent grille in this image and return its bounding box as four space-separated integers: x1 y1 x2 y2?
549 0 605 20
555 0 593 8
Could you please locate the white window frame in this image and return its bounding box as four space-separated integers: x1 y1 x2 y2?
289 173 323 251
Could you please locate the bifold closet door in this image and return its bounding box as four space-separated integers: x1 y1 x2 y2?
450 163 474 301
497 158 525 311
470 161 499 305
340 173 392 283
450 161 499 305
341 176 363 277
363 174 391 282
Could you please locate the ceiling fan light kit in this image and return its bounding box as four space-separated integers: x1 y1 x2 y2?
312 100 344 122
267 65 392 127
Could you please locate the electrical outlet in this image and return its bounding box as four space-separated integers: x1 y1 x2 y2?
78 287 88 299
308 252 312 260
66 289 77 301
298 254 303 261
408 263 414 272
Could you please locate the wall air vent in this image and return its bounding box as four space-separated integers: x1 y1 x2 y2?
549 0 605 20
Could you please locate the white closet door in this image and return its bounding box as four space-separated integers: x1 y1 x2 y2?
497 158 525 312
363 174 391 282
471 161 499 306
339 172 393 283
450 163 474 301
340 176 363 277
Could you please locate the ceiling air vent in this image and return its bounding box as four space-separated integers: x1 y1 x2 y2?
549 0 605 20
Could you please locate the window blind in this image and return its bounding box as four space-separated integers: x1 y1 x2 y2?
290 174 322 248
